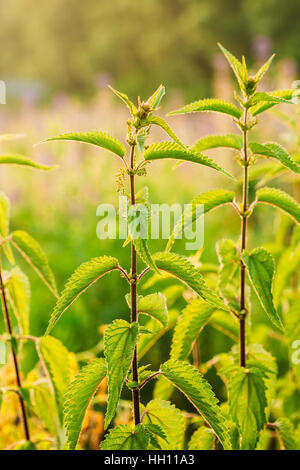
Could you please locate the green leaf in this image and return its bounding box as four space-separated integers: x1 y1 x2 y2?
168 98 243 119
229 367 268 450
108 86 137 116
142 398 185 450
64 358 107 450
46 131 126 158
161 360 231 449
104 319 139 428
276 418 300 450
39 336 70 423
249 142 300 174
6 267 30 335
11 230 58 297
242 247 284 332
46 256 119 334
218 43 247 92
137 293 168 327
0 192 14 263
209 310 239 341
248 91 293 108
0 154 56 170
188 426 215 450
273 242 300 307
153 252 230 312
254 54 275 82
147 84 166 109
192 134 242 152
216 239 240 288
101 424 149 450
167 189 235 251
31 384 60 439
171 298 215 361
256 187 300 223
145 141 232 177
145 115 183 146
251 89 296 115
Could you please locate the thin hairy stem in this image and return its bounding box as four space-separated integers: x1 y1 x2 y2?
0 266 30 441
129 144 141 425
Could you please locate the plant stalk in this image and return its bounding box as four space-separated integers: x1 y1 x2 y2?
0 266 30 441
239 108 249 368
129 144 141 425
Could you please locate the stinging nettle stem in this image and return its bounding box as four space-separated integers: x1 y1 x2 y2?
129 144 141 425
0 266 30 441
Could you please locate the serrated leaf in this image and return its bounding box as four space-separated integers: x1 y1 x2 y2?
188 426 215 450
167 189 235 251
248 91 293 108
144 423 168 443
216 239 240 288
143 398 185 450
64 358 107 449
145 141 232 177
31 384 60 438
249 142 300 174
254 54 275 82
256 187 300 223
153 252 230 312
46 131 126 158
136 293 168 327
242 247 284 332
276 418 300 450
0 192 14 263
109 86 137 116
171 298 215 361
104 319 139 428
0 154 56 170
6 266 30 335
161 360 231 449
192 134 242 152
101 424 149 450
209 310 239 341
273 242 300 307
218 43 247 92
229 367 268 450
39 336 70 423
147 84 165 109
251 89 296 115
46 256 119 334
12 230 58 297
168 98 242 119
145 115 183 146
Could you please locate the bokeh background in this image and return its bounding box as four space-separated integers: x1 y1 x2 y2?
0 0 299 388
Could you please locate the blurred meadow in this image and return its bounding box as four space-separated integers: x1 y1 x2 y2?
0 0 300 449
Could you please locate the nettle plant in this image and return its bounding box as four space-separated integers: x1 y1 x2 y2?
0 134 58 449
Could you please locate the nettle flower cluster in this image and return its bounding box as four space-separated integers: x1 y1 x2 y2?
1 44 300 450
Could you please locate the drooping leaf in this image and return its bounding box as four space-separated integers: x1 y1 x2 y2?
39 336 70 423
147 84 166 109
108 86 137 116
276 418 300 450
101 424 149 450
249 142 300 174
229 367 268 450
12 230 58 297
153 252 230 312
168 98 243 119
46 256 119 334
104 319 139 428
0 192 14 263
167 189 235 251
256 187 300 223
188 426 215 450
145 115 183 146
64 358 107 450
192 134 242 152
171 298 215 361
218 43 247 92
251 89 296 115
242 247 284 332
160 360 231 449
0 154 56 170
145 141 232 177
46 131 126 158
142 399 185 450
6 267 30 335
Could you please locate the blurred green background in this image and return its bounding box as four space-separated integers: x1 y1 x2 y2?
0 0 299 381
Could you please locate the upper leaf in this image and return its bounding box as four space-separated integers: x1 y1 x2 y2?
46 256 119 334
161 359 231 449
168 98 242 119
242 247 284 332
64 358 107 450
250 89 296 115
0 154 56 170
192 134 242 152
147 84 166 109
218 43 247 92
104 319 139 428
109 86 137 116
153 252 230 312
229 367 268 450
249 142 300 174
101 424 149 450
254 54 275 82
171 298 215 361
256 187 300 224
12 230 58 297
145 115 183 146
46 131 126 158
